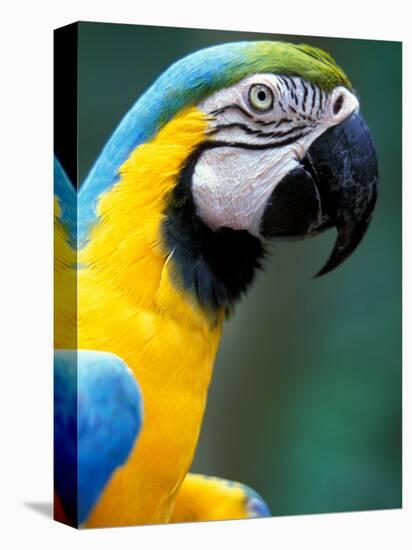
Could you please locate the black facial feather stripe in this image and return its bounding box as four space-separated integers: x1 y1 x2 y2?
208 105 293 128
209 122 309 141
288 76 297 90
279 76 291 91
302 81 309 112
319 90 324 114
310 83 317 114
209 103 253 119
299 114 317 123
274 82 282 95
255 117 294 127
203 133 311 151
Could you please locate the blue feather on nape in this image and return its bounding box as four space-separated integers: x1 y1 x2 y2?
54 350 143 526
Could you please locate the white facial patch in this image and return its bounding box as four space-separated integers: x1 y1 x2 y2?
192 74 359 236
193 144 298 236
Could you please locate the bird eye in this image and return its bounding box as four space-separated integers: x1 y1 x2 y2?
248 84 274 112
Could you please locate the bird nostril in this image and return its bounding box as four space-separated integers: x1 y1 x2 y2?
333 94 344 115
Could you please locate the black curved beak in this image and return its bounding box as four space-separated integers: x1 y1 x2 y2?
260 111 378 276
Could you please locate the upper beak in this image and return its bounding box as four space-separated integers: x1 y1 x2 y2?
260 111 378 276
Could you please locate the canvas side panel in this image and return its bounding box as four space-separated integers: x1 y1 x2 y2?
53 22 79 529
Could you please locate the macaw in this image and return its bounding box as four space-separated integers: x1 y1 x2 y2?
54 41 378 528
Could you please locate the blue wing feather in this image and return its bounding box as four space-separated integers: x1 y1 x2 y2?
54 350 143 525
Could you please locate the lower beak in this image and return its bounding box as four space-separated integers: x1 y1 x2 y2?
260 111 378 276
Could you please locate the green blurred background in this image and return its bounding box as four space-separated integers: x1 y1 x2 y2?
77 22 402 516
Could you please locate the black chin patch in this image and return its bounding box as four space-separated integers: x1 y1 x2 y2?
162 142 265 312
260 166 322 238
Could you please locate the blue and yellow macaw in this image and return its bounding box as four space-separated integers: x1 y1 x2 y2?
54 41 378 527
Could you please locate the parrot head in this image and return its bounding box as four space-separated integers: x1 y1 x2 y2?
159 41 378 306
192 66 377 277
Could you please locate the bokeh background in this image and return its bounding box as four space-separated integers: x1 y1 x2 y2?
77 22 402 516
